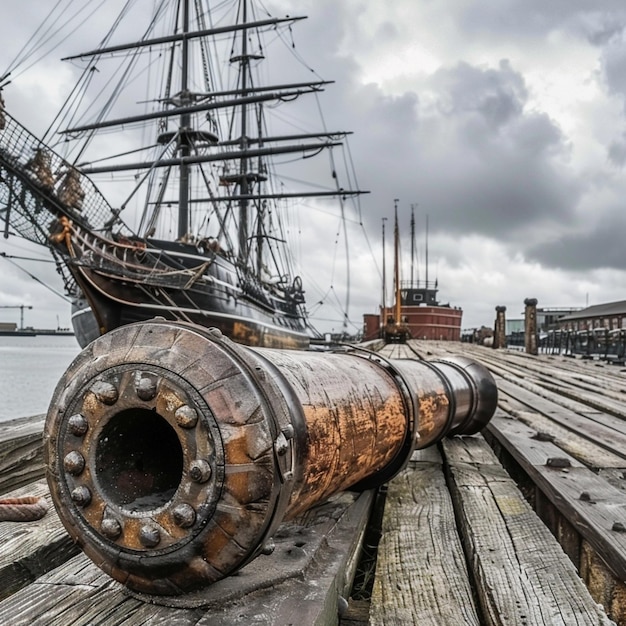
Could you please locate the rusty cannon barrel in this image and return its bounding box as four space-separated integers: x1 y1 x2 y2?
44 320 497 595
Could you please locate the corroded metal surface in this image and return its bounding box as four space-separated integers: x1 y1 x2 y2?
44 320 497 595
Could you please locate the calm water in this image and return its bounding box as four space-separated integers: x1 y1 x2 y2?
0 335 81 422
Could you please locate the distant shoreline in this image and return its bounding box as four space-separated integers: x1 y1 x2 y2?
0 329 74 337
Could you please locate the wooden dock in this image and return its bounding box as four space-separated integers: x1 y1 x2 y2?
2 341 626 624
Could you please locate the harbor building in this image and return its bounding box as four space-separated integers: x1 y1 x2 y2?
558 300 626 331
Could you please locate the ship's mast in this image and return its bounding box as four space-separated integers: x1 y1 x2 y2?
381 216 387 327
255 108 264 276
410 204 416 287
425 214 429 288
394 199 401 326
238 0 250 264
178 0 191 238
47 2 367 248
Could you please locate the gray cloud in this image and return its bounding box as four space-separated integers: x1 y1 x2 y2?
608 133 626 166
582 14 626 47
458 2 626 39
3 0 626 332
431 60 527 128
526 212 626 271
600 37 626 103
340 58 578 245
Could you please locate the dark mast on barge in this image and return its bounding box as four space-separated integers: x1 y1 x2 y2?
364 203 462 342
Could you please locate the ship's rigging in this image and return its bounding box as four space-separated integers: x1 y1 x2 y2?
0 0 372 343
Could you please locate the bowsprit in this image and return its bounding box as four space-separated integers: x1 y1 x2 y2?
44 320 497 595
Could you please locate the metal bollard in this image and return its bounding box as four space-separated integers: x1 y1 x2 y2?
44 320 497 595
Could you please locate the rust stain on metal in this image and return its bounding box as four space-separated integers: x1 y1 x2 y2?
416 393 451 448
158 387 185 415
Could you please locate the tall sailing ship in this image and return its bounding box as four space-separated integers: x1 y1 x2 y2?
0 1 363 348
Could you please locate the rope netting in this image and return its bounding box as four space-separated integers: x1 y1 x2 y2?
0 107 116 246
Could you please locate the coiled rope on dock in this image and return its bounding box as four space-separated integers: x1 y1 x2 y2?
0 496 48 521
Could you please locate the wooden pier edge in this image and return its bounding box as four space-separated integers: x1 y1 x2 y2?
0 414 46 495
416 339 626 624
485 416 626 623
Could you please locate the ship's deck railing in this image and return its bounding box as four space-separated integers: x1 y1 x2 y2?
400 279 438 291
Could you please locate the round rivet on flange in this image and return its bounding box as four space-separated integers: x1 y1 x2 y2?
189 459 212 484
90 380 119 405
71 486 92 507
101 517 122 540
68 413 89 436
139 525 161 548
135 376 157 401
172 503 196 529
63 451 85 476
175 405 198 429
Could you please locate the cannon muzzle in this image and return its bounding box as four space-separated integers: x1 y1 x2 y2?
45 321 497 594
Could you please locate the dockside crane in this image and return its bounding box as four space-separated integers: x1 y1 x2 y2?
0 304 33 329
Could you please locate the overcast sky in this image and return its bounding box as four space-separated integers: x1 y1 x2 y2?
2 0 626 335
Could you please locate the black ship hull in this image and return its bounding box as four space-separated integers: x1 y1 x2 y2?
70 285 310 349
62 227 310 349
70 297 100 347
70 273 310 350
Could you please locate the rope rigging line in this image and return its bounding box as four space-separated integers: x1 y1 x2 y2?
47 0 167 157
2 0 105 84
0 0 79 80
2 0 66 80
0 253 72 302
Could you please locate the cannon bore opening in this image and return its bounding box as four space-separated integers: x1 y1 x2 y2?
95 408 183 513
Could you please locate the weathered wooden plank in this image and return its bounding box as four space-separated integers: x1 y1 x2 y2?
488 406 626 584
0 414 45 441
453 348 626 417
0 491 374 625
340 599 370 625
557 510 582 571
443 435 612 626
480 363 626 435
495 394 626 469
597 468 626 494
0 555 140 626
549 368 618 392
487 412 586 469
369 446 481 626
497 381 626 464
0 414 45 494
473 350 625 400
0 481 79 601
523 380 626 437
377 343 420 361
580 539 618 614
491 352 626 417
528 464 626 583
